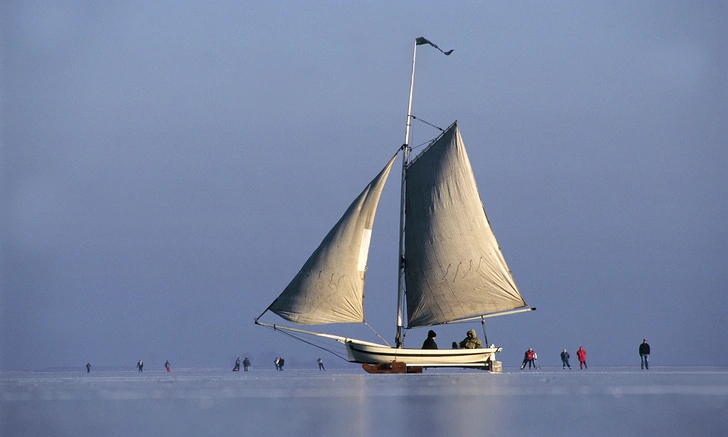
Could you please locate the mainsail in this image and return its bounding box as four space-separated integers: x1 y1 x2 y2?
267 154 397 325
404 122 527 327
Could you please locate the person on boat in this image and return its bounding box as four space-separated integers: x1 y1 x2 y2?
278 356 285 370
317 358 325 371
243 357 251 371
165 360 171 372
233 357 241 371
459 329 482 349
639 339 650 370
520 348 536 369
560 349 571 369
451 342 459 349
577 346 587 369
136 359 143 372
86 362 91 373
422 330 438 349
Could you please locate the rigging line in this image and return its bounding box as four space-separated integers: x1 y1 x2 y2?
364 322 391 347
263 325 349 362
411 115 444 132
409 139 433 153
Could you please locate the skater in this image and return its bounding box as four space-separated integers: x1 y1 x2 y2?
318 358 325 371
243 357 250 371
278 356 285 370
520 348 536 369
274 357 280 371
136 359 143 372
533 351 541 369
422 330 438 349
233 357 241 371
86 362 91 373
577 346 587 369
459 329 482 349
560 349 571 369
639 339 650 369
165 360 171 372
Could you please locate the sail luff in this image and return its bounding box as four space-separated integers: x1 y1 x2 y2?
267 154 397 325
404 122 527 328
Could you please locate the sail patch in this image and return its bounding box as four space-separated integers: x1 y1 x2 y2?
358 229 372 272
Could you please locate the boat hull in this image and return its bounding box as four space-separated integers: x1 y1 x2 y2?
345 340 500 369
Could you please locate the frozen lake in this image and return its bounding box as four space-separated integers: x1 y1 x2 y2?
2 366 726 436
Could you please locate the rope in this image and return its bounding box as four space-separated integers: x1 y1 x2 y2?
261 324 350 362
365 322 391 347
411 115 444 132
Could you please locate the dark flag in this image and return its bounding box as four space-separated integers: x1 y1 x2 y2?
415 37 453 56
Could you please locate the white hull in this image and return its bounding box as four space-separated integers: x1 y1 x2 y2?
345 340 500 368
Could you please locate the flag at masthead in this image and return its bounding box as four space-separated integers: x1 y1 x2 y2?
415 37 454 55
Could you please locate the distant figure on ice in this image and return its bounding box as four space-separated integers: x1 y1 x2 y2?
639 339 650 370
533 351 540 369
233 357 241 371
459 329 482 349
560 349 571 369
86 362 91 373
577 346 587 369
274 357 280 371
137 359 144 372
318 358 325 371
521 348 536 369
243 357 250 371
278 357 285 370
165 360 171 372
422 330 438 349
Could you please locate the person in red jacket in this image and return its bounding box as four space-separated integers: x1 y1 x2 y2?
576 346 587 369
520 348 537 370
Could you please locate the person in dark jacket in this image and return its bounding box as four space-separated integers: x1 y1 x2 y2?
422 330 438 349
560 349 571 369
137 359 143 372
243 357 251 371
639 339 650 369
278 357 285 370
86 362 91 373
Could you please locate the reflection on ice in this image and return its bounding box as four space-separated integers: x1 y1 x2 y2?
2 367 726 436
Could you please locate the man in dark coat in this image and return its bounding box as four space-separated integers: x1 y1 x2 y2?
422 330 438 349
560 349 571 369
639 339 650 369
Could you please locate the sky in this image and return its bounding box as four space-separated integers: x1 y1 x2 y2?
1 1 726 371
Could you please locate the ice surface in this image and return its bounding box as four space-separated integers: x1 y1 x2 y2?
2 367 726 437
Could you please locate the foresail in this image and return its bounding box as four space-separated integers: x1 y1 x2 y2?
268 154 397 325
404 122 526 328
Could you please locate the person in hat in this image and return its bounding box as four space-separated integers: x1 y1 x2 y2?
422 330 438 349
639 339 650 370
459 329 482 349
577 346 587 369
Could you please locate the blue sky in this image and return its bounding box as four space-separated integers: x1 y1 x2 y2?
2 1 726 370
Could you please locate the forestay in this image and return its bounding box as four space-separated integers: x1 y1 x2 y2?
267 154 397 324
404 122 527 327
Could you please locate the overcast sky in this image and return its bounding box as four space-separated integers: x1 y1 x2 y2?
2 1 726 371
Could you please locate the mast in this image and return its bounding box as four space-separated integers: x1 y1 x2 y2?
395 39 417 348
